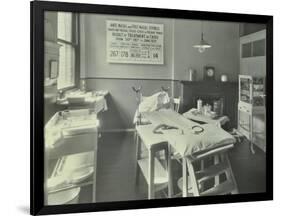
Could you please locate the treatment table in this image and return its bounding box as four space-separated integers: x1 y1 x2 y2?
141 109 237 197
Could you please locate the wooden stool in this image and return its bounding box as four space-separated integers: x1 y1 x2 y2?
135 124 173 199
179 144 238 196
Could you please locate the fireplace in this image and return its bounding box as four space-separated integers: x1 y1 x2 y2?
180 81 238 128
194 93 224 116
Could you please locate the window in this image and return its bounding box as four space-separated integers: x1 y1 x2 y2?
57 12 78 90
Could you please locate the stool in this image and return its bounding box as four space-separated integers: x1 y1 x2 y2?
179 144 238 196
135 124 173 199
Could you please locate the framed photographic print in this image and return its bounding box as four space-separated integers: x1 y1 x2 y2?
31 0 273 215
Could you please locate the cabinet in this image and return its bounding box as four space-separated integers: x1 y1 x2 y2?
44 110 99 205
240 30 266 77
239 29 266 153
238 75 266 153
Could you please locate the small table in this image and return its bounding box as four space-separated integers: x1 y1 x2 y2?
56 90 109 113
183 108 229 127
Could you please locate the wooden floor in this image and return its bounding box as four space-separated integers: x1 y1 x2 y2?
78 131 266 203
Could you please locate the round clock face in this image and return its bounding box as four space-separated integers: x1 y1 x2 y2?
207 68 214 77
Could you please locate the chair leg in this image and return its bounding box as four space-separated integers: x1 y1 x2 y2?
182 157 188 197
214 155 220 187
224 153 239 194
186 159 200 196
200 159 205 191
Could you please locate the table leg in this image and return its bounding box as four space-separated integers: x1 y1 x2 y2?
148 149 155 199
182 157 187 197
250 113 255 154
92 140 98 202
166 145 173 198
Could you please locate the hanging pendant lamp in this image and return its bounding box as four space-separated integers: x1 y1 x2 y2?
193 21 211 53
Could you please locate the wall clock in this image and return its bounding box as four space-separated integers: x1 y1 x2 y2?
204 66 216 80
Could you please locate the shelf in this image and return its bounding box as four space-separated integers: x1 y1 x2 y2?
196 161 229 184
138 158 168 185
48 151 95 193
200 180 235 196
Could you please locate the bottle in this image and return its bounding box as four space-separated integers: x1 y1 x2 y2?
197 98 202 112
80 79 86 92
188 68 196 81
213 100 220 115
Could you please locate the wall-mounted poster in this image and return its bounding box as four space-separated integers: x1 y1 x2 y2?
106 20 164 64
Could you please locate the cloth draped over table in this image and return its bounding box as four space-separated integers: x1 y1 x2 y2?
143 109 236 157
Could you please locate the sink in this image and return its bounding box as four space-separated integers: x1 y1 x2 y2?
45 109 99 149
66 90 93 104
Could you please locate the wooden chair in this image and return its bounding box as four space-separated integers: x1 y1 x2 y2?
178 144 238 196
135 124 173 199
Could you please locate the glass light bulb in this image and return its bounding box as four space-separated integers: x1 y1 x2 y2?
198 47 205 53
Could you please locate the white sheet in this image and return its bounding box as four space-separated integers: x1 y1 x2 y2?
143 109 236 156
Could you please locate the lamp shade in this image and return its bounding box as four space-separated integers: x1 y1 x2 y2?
193 26 212 53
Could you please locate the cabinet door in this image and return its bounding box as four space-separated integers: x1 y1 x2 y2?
239 76 252 104
238 107 251 139
252 77 265 107
248 57 265 77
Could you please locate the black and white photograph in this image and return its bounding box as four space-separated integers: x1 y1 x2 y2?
1 0 280 214
28 0 273 215
43 10 268 205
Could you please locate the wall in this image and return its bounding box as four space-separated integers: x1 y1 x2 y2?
173 19 240 82
80 14 175 129
86 78 173 129
80 14 174 79
239 23 266 36
80 14 240 129
44 11 61 123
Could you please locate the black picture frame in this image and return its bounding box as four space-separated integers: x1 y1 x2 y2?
31 1 273 215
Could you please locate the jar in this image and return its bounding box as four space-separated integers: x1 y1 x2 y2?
221 74 228 82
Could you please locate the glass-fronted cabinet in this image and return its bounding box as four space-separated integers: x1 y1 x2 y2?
239 75 265 106
238 75 266 153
